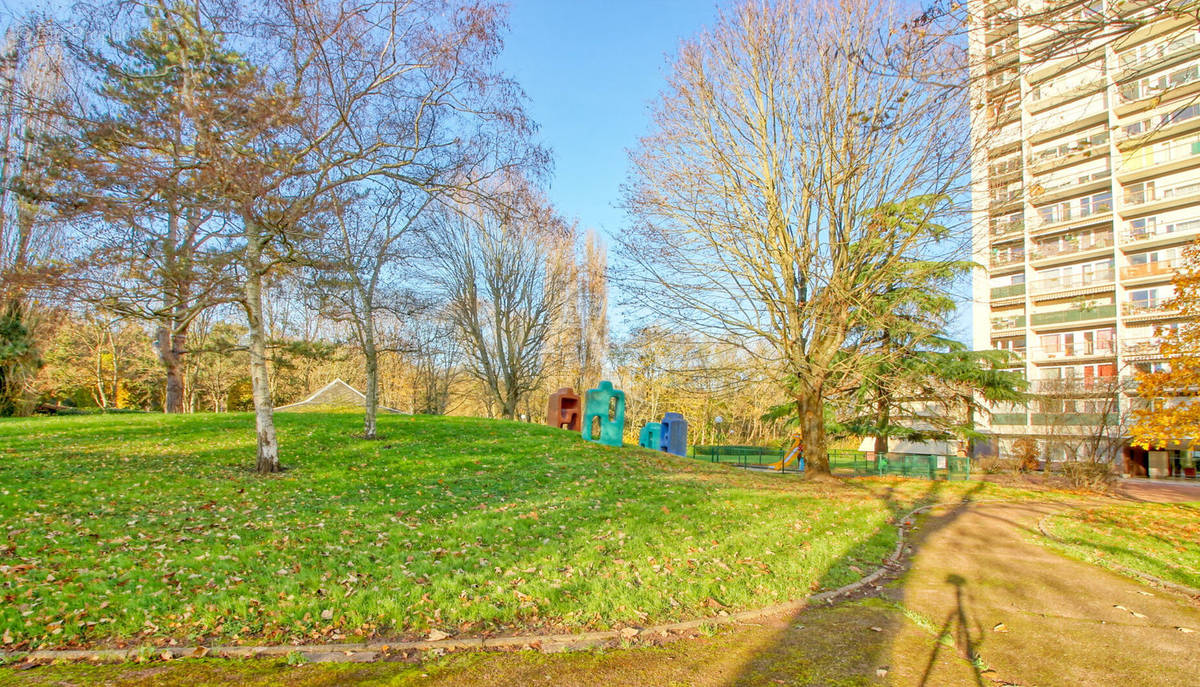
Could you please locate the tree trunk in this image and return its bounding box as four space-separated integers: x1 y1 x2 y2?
796 389 829 474
159 327 188 413
362 313 379 439
873 394 889 456
242 231 281 474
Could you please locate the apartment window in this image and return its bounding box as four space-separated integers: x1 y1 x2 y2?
1126 181 1155 204
1080 191 1111 216
1130 288 1159 307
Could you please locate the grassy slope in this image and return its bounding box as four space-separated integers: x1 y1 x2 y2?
1 412 994 651
1044 501 1200 589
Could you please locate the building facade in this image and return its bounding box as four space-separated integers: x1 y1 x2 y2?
969 0 1198 478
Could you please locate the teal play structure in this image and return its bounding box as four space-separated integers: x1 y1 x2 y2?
638 422 662 450
582 380 626 447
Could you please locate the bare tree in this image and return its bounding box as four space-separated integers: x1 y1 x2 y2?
432 189 569 419
619 0 970 473
0 18 67 414
1036 373 1133 489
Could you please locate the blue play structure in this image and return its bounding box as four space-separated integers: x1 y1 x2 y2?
659 412 688 456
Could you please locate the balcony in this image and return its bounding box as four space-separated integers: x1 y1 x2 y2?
990 219 1025 239
1118 34 1200 80
1122 300 1180 318
1031 234 1114 261
1118 136 1200 183
1032 376 1124 394
1123 218 1200 246
1120 259 1182 281
1030 142 1109 175
990 253 1026 269
1123 338 1168 358
1030 412 1112 426
991 413 1028 426
991 315 1026 331
1121 182 1200 216
991 283 1026 299
1118 58 1200 105
1032 270 1115 295
1033 342 1117 362
1030 304 1117 327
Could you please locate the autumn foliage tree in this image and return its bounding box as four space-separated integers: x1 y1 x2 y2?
1132 240 1200 448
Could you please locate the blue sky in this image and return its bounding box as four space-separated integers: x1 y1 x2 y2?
495 0 729 244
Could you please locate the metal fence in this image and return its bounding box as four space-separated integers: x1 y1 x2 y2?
690 444 802 473
692 445 971 481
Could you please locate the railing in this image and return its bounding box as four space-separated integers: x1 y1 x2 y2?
1032 270 1115 293
1123 218 1200 243
1032 169 1111 197
1030 412 1113 426
1034 342 1117 360
1121 260 1182 280
1119 58 1200 104
690 444 798 472
991 283 1026 299
990 413 1027 425
1125 181 1200 207
991 219 1025 237
991 315 1026 330
1119 103 1200 142
1123 338 1166 356
1031 378 1121 393
991 253 1025 268
1033 77 1107 106
1031 234 1114 260
1035 201 1112 228
1119 33 1199 75
1121 137 1200 173
1122 300 1177 316
827 450 971 481
1032 141 1108 169
1030 304 1117 326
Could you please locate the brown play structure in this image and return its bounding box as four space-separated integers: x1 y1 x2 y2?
547 387 581 431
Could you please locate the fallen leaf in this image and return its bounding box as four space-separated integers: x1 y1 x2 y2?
427 629 449 641
869 626 882 632
992 622 1008 633
621 627 640 638
321 609 334 621
876 667 889 677
1178 627 1195 633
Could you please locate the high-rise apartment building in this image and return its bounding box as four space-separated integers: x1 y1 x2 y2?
969 0 1198 478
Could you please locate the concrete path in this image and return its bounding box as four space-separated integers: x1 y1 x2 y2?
894 500 1200 686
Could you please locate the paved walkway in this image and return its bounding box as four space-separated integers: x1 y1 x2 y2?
7 499 1200 686
894 500 1200 686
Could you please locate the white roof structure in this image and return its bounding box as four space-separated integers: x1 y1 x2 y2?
276 378 401 413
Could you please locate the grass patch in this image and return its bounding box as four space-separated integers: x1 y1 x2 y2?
0 412 1026 651
1043 501 1200 589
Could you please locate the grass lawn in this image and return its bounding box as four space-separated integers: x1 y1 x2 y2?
1043 501 1200 589
1 412 1005 652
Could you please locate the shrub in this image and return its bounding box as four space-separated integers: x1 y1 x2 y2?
1011 438 1041 473
1061 460 1116 492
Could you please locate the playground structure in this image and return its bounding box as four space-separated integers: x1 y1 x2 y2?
547 387 582 432
764 432 803 471
638 422 662 450
276 379 401 413
581 381 626 447
690 443 971 481
659 413 688 456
